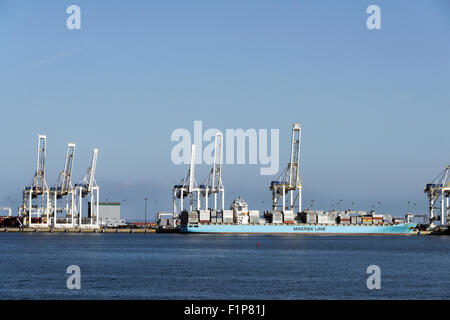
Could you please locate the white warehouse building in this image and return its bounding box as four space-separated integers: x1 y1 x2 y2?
89 202 125 227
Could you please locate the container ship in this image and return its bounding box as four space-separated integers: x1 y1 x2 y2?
171 123 418 235
179 198 417 235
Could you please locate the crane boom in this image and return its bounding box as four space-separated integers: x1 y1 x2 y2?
56 143 76 194
33 135 48 191
82 148 98 192
288 123 301 189
188 144 196 193
211 132 223 191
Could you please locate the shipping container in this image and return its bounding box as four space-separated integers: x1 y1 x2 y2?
215 211 223 223
272 212 283 223
362 217 373 224
188 211 199 223
283 211 295 223
249 210 260 224
372 216 383 224
328 213 337 224
199 210 211 223
222 210 233 224
338 213 350 219
306 213 317 224
317 214 328 224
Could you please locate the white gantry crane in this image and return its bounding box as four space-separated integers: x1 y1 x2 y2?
199 132 225 211
173 144 199 213
19 135 101 229
270 122 302 213
52 143 76 228
75 148 100 228
21 135 50 227
424 165 450 228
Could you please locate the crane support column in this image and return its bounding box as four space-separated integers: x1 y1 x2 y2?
425 165 450 227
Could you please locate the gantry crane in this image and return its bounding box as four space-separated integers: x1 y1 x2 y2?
199 132 225 211
52 143 76 227
19 135 101 228
173 144 199 213
270 123 302 213
75 148 100 228
424 165 450 227
21 135 50 227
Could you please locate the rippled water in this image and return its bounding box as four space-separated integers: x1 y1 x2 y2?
0 233 449 299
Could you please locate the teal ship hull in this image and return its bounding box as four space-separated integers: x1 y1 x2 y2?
180 223 417 235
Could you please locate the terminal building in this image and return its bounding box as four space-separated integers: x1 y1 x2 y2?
89 202 125 227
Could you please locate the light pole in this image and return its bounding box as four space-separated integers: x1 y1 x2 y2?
154 200 158 222
6 197 14 214
407 201 411 214
144 198 148 226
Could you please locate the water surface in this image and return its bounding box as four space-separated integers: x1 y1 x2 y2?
0 233 448 299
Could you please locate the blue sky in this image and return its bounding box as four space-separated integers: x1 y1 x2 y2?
0 1 449 219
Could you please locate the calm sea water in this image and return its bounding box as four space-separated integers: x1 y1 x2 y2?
0 233 449 300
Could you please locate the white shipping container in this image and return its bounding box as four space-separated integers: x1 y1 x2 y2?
199 210 210 221
223 211 233 218
283 211 295 223
272 212 283 223
249 210 260 222
317 214 328 224
328 214 337 223
306 214 317 224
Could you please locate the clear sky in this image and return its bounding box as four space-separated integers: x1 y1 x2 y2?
0 0 449 219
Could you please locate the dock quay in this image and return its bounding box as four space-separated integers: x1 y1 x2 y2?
1 227 156 233
0 227 444 235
